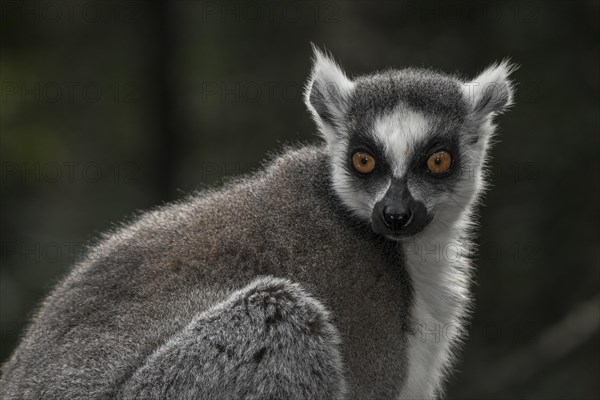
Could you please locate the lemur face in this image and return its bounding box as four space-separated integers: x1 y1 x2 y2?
305 47 514 240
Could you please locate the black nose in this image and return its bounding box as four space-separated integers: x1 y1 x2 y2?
382 206 412 230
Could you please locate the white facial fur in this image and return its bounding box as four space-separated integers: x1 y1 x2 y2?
373 107 430 178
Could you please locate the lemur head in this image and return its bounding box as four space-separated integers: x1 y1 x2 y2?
305 47 515 240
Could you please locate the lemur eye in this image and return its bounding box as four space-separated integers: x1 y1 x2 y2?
352 151 376 174
427 150 453 175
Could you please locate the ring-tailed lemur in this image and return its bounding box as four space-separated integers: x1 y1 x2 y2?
0 47 514 399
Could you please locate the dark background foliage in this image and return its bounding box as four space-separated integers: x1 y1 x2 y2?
1 1 598 398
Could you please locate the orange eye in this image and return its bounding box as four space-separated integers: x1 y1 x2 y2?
427 151 453 175
352 151 376 174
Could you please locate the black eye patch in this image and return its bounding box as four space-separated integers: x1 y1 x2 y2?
407 132 462 185
345 133 389 177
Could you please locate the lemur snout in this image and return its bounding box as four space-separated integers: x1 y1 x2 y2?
382 206 412 230
371 181 430 237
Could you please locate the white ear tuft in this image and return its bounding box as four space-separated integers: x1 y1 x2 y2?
304 45 354 142
463 60 517 119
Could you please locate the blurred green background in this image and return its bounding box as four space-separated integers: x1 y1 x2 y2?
1 1 598 398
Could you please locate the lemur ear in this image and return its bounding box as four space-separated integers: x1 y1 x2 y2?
463 60 517 120
304 45 354 142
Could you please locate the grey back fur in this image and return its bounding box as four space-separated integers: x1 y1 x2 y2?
1 147 413 399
